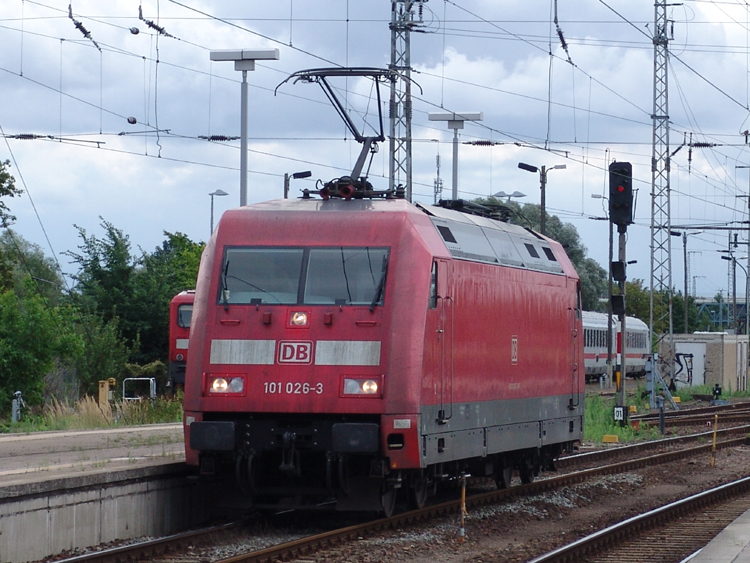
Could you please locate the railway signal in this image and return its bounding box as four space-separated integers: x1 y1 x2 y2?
609 162 633 228
607 161 633 416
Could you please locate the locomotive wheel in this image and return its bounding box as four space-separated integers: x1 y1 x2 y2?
409 471 428 510
382 485 398 517
495 463 513 489
235 454 255 495
519 460 537 484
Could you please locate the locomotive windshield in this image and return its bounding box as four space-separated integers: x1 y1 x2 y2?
220 246 389 306
177 304 193 328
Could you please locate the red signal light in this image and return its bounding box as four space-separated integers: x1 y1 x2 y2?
617 185 625 193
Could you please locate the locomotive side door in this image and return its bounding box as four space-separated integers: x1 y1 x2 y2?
570 281 582 406
436 259 453 423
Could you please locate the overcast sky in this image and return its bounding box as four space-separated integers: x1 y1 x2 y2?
2 1 750 304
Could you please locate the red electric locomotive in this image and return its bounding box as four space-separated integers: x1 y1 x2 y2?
168 290 195 393
183 192 584 514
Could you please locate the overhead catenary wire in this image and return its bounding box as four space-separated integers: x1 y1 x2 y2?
1 2 748 252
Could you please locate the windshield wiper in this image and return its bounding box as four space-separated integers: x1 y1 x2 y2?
369 254 388 312
221 260 230 310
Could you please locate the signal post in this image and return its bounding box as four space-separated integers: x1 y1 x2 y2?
609 161 633 421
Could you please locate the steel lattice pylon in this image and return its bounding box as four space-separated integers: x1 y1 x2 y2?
650 1 675 380
389 1 424 202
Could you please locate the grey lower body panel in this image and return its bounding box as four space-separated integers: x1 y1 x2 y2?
420 394 583 466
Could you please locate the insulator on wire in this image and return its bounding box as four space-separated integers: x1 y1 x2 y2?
68 4 101 51
199 135 240 142
138 6 175 38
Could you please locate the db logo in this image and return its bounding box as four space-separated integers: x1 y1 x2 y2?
278 341 313 364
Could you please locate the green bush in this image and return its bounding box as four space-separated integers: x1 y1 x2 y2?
584 392 660 442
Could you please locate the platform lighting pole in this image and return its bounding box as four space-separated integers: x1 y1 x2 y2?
209 49 279 207
679 231 702 333
493 191 526 204
722 256 749 335
209 189 228 234
428 112 483 200
518 163 566 236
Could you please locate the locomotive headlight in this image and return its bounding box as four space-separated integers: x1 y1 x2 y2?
211 378 228 392
290 311 308 326
209 376 244 394
343 378 380 396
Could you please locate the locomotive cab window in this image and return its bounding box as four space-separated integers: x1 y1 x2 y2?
177 304 193 328
219 246 389 306
305 248 389 306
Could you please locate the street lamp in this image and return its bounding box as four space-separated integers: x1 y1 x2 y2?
676 231 702 333
428 112 483 200
493 190 526 203
209 189 228 234
284 170 312 199
209 48 280 207
518 162 566 236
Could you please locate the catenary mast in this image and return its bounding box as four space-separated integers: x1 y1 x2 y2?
389 1 426 202
650 1 675 389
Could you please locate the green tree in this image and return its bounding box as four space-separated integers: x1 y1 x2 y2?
70 311 133 397
64 218 136 328
130 232 204 363
0 160 23 226
624 279 650 323
0 230 63 304
0 285 79 411
65 222 203 366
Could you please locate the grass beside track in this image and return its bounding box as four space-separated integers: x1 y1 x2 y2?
0 394 183 433
3 385 747 440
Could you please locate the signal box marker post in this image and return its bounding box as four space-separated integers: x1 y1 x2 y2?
609 161 633 423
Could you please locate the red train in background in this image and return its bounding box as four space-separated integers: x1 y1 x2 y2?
181 188 584 514
168 290 194 392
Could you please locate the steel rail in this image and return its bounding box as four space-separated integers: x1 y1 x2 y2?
202 436 750 563
557 423 749 470
526 475 750 563
632 402 750 421
46 521 245 563
48 435 749 563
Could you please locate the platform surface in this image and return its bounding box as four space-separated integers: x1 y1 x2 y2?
0 423 184 488
689 507 750 562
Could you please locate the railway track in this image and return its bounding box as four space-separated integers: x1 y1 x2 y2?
558 423 750 470
45 430 750 563
527 476 750 563
632 401 750 420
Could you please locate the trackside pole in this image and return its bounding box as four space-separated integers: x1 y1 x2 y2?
459 472 468 542
710 414 718 467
